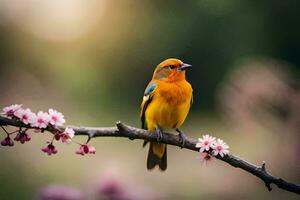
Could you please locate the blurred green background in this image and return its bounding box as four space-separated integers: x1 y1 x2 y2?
0 0 299 199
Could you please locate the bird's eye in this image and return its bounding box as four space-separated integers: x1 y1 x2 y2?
169 65 175 69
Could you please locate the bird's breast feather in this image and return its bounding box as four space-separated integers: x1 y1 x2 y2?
157 81 192 105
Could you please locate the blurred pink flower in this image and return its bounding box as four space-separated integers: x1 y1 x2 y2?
48 108 65 127
2 104 22 118
14 132 31 144
76 144 96 155
199 152 214 165
1 136 14 146
98 177 128 200
196 134 216 152
35 184 84 200
41 143 58 155
15 108 36 125
217 60 292 132
212 138 230 157
31 111 50 129
61 128 75 143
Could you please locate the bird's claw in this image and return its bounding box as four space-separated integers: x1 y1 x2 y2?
155 126 163 143
176 129 187 148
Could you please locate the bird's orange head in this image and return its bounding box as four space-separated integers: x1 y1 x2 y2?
152 58 191 82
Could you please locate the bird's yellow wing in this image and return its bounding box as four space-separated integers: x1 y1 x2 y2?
140 81 157 130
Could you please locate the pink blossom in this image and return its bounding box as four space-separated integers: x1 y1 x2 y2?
41 143 58 155
14 132 31 144
199 152 214 165
1 136 14 146
88 145 96 154
76 144 96 155
60 128 75 143
196 134 216 152
31 111 50 129
15 108 36 125
2 104 22 118
212 138 230 157
48 109 65 127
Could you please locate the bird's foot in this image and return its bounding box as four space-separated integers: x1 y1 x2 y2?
176 129 187 148
155 126 163 143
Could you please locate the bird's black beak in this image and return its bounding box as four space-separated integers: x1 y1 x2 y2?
178 63 192 71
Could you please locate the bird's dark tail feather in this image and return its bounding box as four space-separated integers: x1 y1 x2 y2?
147 142 167 171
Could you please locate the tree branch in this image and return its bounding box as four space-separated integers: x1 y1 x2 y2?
0 116 299 195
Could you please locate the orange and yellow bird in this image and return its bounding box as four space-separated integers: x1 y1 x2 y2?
140 58 193 171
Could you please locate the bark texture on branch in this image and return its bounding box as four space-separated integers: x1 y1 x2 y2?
0 116 299 195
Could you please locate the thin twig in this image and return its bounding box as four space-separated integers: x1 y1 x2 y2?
0 116 299 195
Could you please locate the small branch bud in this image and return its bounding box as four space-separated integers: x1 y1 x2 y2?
260 161 267 172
